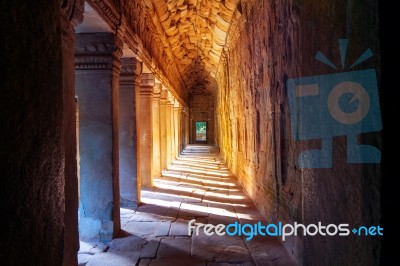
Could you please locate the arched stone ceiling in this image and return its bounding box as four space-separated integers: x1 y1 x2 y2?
151 0 239 93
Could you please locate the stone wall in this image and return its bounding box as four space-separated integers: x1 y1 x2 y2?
1 0 69 264
216 0 381 264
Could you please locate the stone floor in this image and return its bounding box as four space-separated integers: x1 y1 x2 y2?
78 145 295 266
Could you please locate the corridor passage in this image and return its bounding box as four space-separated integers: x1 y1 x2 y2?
79 145 294 266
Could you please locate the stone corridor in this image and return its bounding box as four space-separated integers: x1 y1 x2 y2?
78 145 294 266
4 0 395 265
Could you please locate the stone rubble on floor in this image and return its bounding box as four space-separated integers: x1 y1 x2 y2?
78 145 295 266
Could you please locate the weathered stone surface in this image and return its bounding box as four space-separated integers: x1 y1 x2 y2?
124 0 188 102
120 208 136 227
169 219 191 236
108 236 148 252
140 239 161 259
179 202 209 218
123 221 171 240
78 253 93 266
149 258 206 266
156 221 172 237
2 1 76 264
207 262 255 266
191 231 252 263
214 0 381 264
119 57 140 208
208 214 237 226
138 73 155 188
86 251 140 266
243 235 295 266
79 241 109 254
75 32 120 242
157 237 192 259
149 0 239 93
138 258 152 266
135 203 177 221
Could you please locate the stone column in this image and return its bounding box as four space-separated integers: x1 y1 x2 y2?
183 108 190 148
75 32 121 242
152 83 162 178
166 93 175 165
189 118 194 144
173 101 181 158
119 58 142 208
179 108 184 153
61 1 83 264
180 107 188 152
159 87 169 170
137 73 155 188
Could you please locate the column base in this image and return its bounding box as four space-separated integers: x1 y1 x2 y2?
120 196 138 209
78 217 114 243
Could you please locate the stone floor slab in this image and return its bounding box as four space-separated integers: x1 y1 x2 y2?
138 258 152 266
207 262 255 266
79 241 108 254
78 253 93 266
86 251 140 266
140 239 161 259
179 202 209 218
108 235 148 252
123 221 168 240
243 235 296 266
208 213 238 226
169 218 190 236
191 231 253 263
157 237 191 259
149 258 206 266
155 221 171 237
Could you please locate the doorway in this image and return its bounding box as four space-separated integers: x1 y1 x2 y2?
196 121 207 143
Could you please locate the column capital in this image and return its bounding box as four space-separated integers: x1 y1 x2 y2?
160 87 168 97
121 58 142 75
173 101 180 109
160 87 168 104
153 83 162 99
75 33 119 70
120 58 142 85
140 73 155 87
139 73 155 95
167 91 175 105
60 0 84 47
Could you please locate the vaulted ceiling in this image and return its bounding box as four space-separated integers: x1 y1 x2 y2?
151 0 239 94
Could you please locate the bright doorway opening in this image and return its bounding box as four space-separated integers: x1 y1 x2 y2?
196 121 207 142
